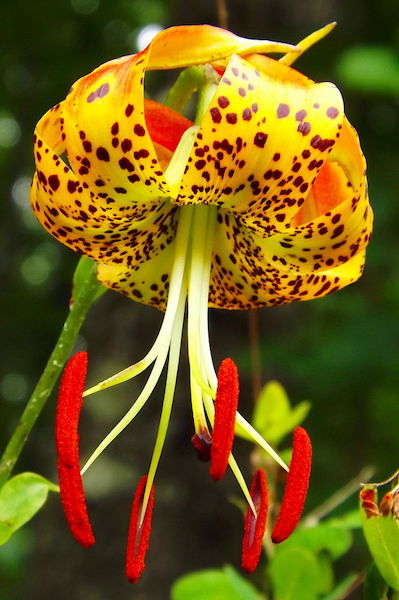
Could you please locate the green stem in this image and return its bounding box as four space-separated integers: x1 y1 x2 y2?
164 64 219 123
0 259 104 488
163 66 207 114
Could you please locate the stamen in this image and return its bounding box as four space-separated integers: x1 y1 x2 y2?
271 426 312 544
360 487 379 518
191 429 212 462
241 469 268 573
379 492 393 517
210 358 239 481
55 352 95 548
126 475 155 583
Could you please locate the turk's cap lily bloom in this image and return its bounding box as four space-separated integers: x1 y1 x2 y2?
31 24 372 580
31 23 372 311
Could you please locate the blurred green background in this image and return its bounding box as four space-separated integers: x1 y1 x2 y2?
0 0 398 598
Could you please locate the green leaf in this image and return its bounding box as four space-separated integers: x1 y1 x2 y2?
269 546 319 600
315 552 334 595
0 472 58 545
324 510 361 530
363 562 389 600
361 511 399 591
278 524 353 560
336 45 399 94
252 381 310 445
171 566 261 600
72 256 105 303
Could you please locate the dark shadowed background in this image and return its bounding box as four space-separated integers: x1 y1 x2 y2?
0 0 398 598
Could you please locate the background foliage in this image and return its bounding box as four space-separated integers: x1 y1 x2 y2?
0 0 398 598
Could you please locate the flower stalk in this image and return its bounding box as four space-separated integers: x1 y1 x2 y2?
0 259 103 489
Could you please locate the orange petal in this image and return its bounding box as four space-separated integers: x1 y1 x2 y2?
144 99 193 152
145 25 298 71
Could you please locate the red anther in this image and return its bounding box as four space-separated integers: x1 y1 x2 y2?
360 487 379 518
126 476 155 583
271 426 312 544
191 429 212 462
380 492 393 517
55 352 95 548
241 469 268 573
210 358 239 481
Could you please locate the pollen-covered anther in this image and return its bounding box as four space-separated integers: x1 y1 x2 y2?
126 476 155 583
210 358 239 481
55 351 95 548
360 487 379 519
191 428 212 462
271 426 312 544
379 491 393 517
241 469 268 573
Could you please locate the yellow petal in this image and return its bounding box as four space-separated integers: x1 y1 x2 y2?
96 232 178 310
177 53 344 236
59 52 171 204
31 133 176 268
208 209 369 309
145 25 299 71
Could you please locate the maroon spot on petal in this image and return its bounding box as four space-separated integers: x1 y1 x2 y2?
111 122 119 135
48 174 60 191
125 104 134 117
277 103 290 118
134 149 149 160
210 107 222 123
254 132 268 148
226 112 238 124
82 140 92 153
134 124 145 136
87 82 109 103
128 174 140 183
96 147 110 161
326 107 339 119
218 96 230 108
238 87 246 97
67 180 78 193
195 159 206 170
295 109 307 122
311 135 321 149
119 157 134 172
242 108 252 121
121 139 132 153
331 224 344 238
298 122 311 136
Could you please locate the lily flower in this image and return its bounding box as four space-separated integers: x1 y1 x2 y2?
31 24 372 579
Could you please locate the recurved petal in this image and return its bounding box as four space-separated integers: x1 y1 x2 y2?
145 25 298 71
31 132 177 269
177 54 344 235
96 217 179 310
60 52 172 203
208 208 369 309
35 103 64 154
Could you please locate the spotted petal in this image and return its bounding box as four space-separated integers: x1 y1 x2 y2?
60 54 172 206
177 54 344 236
208 211 367 309
144 25 299 70
31 130 178 268
207 115 371 309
